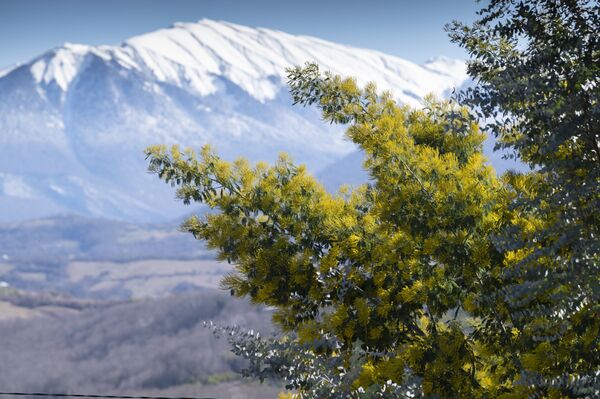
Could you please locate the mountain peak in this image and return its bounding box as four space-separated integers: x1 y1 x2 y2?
0 19 470 222
29 43 93 91
8 19 468 105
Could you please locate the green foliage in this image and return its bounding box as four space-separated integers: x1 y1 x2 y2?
146 2 599 397
147 65 504 397
447 0 599 397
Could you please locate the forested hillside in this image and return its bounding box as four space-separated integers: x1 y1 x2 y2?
0 288 280 398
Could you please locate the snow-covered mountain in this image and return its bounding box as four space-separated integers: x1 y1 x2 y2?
0 19 468 222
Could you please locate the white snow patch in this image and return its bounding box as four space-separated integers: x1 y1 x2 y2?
29 43 92 91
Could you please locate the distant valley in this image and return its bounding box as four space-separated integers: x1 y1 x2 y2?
0 214 206 263
0 214 229 298
0 287 281 398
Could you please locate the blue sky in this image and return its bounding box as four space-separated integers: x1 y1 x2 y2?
0 0 479 69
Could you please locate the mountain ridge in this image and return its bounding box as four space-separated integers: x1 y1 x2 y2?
0 19 468 222
17 18 467 105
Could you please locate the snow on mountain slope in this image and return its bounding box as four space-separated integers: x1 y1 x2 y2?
122 19 466 105
0 19 468 222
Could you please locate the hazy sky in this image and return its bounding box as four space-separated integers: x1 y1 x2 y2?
0 0 480 69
